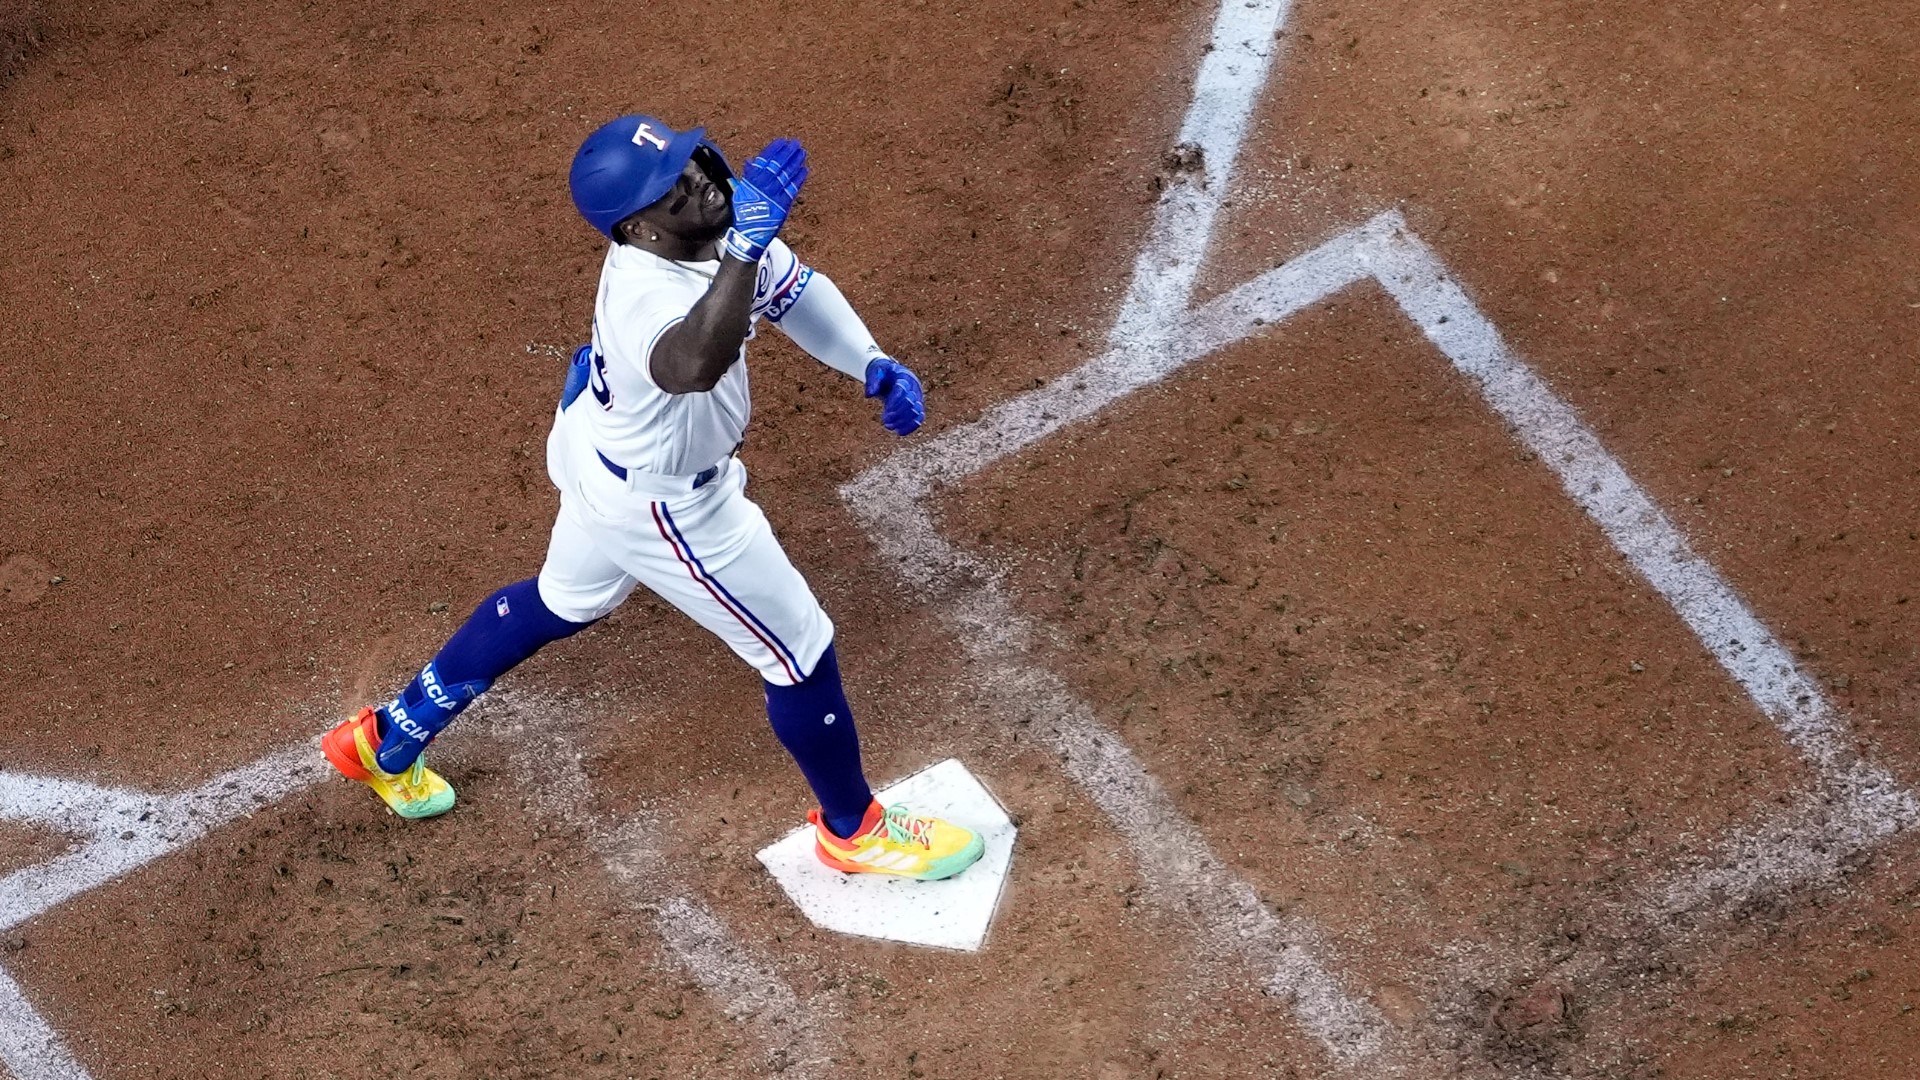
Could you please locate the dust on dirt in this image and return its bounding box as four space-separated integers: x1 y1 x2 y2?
0 820 66 879
0 0 41 89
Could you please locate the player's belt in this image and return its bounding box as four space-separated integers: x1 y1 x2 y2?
596 449 723 491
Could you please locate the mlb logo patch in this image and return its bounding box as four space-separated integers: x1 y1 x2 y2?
496 596 511 617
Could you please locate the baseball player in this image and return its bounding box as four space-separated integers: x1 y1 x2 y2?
321 115 983 881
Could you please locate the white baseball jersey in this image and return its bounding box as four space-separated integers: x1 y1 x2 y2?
572 237 806 476
534 237 833 686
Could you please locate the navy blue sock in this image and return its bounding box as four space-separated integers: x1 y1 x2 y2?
763 643 873 838
374 578 589 772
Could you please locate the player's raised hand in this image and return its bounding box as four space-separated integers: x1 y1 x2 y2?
864 356 925 436
723 139 809 263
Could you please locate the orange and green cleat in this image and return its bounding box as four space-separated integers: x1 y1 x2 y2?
321 707 456 820
808 801 984 881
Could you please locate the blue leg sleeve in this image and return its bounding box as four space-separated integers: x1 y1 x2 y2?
763 643 874 838
375 578 588 772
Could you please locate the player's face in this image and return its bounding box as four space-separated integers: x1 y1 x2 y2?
638 158 733 244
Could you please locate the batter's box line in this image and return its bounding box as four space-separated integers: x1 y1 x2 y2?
0 964 87 1080
0 746 328 935
0 745 329 1080
470 693 838 1080
0 714 832 1080
841 208 1918 1068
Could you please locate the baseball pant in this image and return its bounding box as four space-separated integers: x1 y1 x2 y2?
534 419 834 686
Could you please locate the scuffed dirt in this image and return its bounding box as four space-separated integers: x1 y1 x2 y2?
0 0 41 88
0 820 66 879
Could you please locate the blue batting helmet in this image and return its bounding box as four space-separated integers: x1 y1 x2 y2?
569 115 712 239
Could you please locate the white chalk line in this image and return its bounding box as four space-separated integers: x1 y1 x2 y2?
1110 0 1296 346
1367 228 1891 783
1359 218 1920 904
0 709 834 1080
846 224 1392 1063
942 588 1389 1058
0 967 88 1080
1656 760 1918 919
3 0 1909 1075
1357 217 1920 1073
472 694 836 1080
847 0 1396 1062
0 777 150 839
846 162 1917 1080
0 743 327 1080
0 745 326 936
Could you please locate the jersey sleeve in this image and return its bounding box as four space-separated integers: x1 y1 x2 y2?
602 276 703 393
750 238 813 324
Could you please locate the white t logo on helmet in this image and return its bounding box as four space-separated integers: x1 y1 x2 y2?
632 123 669 152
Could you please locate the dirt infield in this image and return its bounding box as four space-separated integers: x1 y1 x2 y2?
3 0 1919 1077
0 1 39 90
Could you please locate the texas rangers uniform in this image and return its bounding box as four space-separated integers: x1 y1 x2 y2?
321 114 982 885
538 238 830 685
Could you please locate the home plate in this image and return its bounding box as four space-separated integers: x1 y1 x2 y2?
756 758 1016 951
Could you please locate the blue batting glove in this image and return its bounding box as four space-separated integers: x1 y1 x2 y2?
864 356 925 436
723 139 809 263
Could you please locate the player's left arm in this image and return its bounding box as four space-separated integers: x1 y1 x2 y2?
764 254 925 436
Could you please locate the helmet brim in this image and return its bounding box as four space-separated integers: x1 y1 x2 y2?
636 124 706 209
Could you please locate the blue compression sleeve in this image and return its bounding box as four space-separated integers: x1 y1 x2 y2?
763 643 874 838
374 578 589 772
